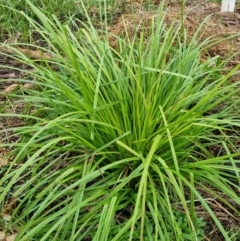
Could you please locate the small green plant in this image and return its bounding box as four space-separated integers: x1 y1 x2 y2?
174 212 206 240
226 228 240 241
0 0 240 240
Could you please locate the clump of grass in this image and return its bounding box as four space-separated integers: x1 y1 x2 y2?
0 1 240 240
0 0 80 43
0 0 125 42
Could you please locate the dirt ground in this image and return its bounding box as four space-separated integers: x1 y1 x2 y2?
0 1 240 240
109 1 240 68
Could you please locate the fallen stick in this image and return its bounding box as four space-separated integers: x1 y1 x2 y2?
1 46 53 60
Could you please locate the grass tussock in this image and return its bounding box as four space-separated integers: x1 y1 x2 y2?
0 1 240 240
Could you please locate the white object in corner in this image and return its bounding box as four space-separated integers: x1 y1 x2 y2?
221 0 236 12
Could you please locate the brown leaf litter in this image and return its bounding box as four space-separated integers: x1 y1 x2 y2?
108 2 240 72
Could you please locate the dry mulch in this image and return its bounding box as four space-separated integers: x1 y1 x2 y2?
108 1 240 68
